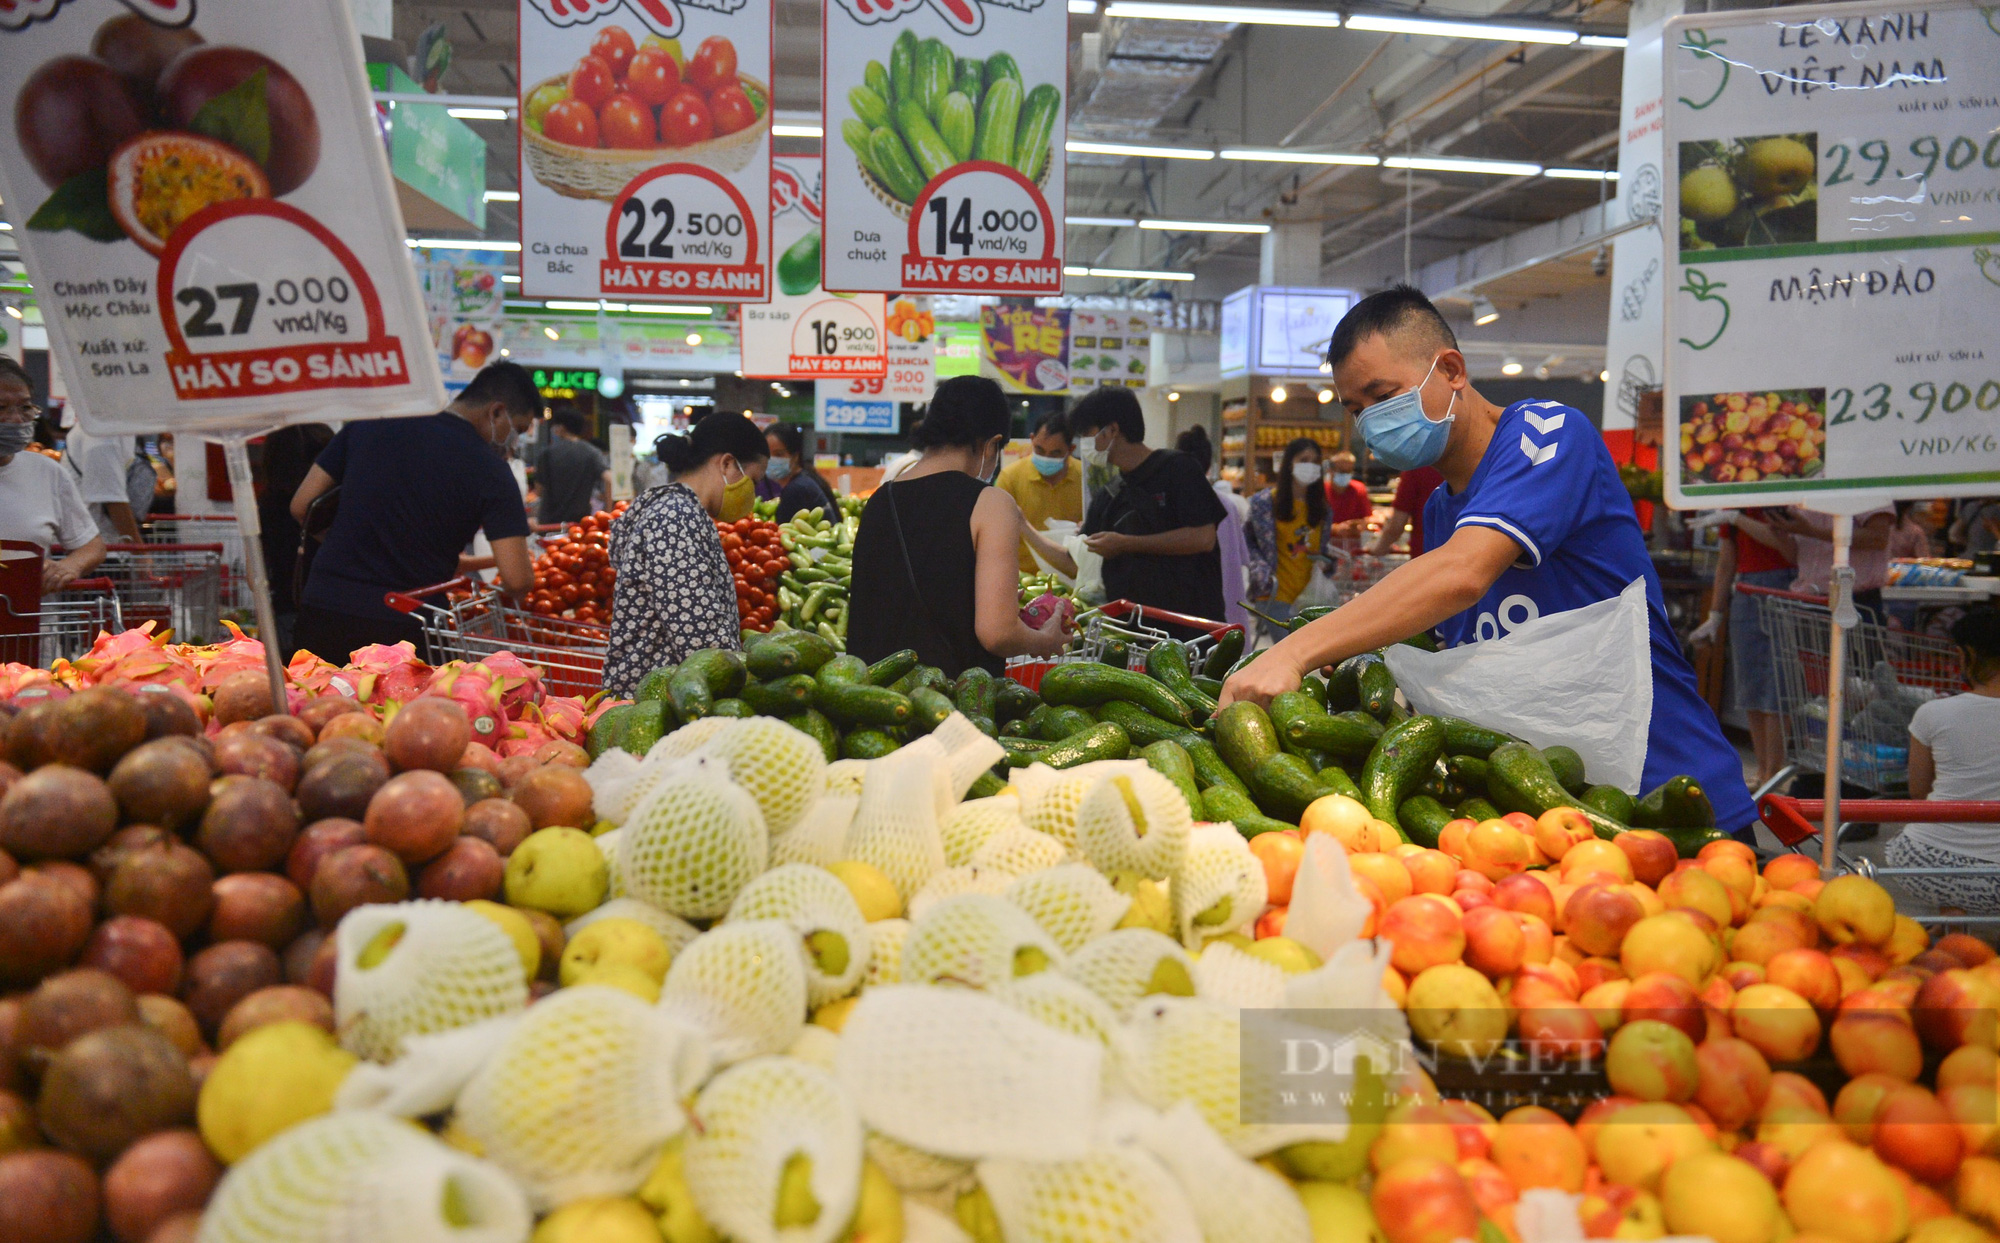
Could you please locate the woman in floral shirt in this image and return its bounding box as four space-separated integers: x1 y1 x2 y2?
603 412 768 695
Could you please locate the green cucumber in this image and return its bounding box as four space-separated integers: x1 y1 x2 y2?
1398 795 1455 849
889 31 918 108
908 686 957 733
680 648 746 696
1201 627 1245 680
1038 705 1098 741
999 737 1052 767
982 52 1022 92
817 681 914 729
1581 784 1637 824
864 649 919 687
1141 740 1202 819
1202 785 1295 838
1039 721 1131 769
1145 641 1218 723
1543 745 1589 794
1193 675 1225 699
865 59 893 106
1358 715 1448 833
953 57 984 99
1325 655 1369 711
868 127 925 203
709 699 753 719
1213 701 1282 784
1358 658 1399 720
1441 717 1516 758
1176 732 1252 798
1657 824 1732 857
790 708 840 762
621 700 669 756
816 654 866 688
740 674 815 716
587 703 634 760
897 99 955 181
1456 796 1502 823
842 729 900 760
937 90 975 162
1039 663 1192 725
1286 709 1385 758
1011 83 1059 181
849 85 893 131
633 665 676 705
915 38 953 118
1095 699 1188 748
1251 752 1324 820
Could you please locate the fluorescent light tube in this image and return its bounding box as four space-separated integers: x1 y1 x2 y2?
773 123 824 137
1345 13 1577 43
1220 148 1380 165
1139 219 1271 233
1067 139 1215 160
448 107 512 120
407 239 523 251
1066 216 1140 227
1383 155 1543 176
1544 167 1620 180
1104 3 1341 27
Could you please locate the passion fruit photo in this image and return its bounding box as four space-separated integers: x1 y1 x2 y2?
1677 133 1818 254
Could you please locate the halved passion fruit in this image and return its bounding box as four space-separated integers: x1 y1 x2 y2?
107 131 270 255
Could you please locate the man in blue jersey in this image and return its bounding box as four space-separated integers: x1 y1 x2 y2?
1220 285 1755 838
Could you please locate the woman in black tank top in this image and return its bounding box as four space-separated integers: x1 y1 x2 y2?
847 377 1073 677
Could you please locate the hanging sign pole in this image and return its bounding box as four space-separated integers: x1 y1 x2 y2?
1820 513 1854 877
220 436 290 714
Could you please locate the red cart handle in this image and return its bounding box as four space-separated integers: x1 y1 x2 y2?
58 577 116 594
1758 793 2000 847
1095 599 1241 642
105 543 229 554
384 577 480 614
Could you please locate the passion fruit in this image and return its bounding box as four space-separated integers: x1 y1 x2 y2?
13 55 147 188
91 14 204 106
107 132 270 257
157 45 320 195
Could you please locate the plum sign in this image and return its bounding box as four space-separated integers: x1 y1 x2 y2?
0 0 443 431
1661 0 2000 510
821 0 1065 294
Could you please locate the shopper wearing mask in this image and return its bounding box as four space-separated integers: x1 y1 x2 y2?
1246 437 1333 635
1324 450 1372 542
994 410 1083 573
848 376 1071 677
0 358 105 592
1220 285 1756 839
289 361 537 662
535 407 613 526
601 412 766 693
765 422 840 524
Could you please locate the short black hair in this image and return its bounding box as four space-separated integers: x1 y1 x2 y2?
1030 410 1072 443
1953 606 2000 673
1326 284 1458 371
0 356 30 395
458 361 545 420
1176 424 1212 472
1067 387 1145 444
658 410 768 474
910 376 1010 450
551 408 588 436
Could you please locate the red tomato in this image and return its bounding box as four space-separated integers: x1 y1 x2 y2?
687 35 737 93
708 85 755 138
591 26 636 79
568 54 617 111
543 97 599 148
660 87 713 146
600 97 656 149
626 46 681 107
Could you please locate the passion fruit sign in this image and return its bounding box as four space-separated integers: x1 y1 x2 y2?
1661 0 2000 510
0 0 444 432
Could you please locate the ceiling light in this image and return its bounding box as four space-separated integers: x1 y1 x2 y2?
545 300 606 311
1317 387 1333 404
680 378 691 386
772 123 824 137
502 275 520 284
686 333 702 345
1344 13 1577 43
1600 369 1611 382
407 238 523 252
1384 155 1542 177
1544 167 1620 181
1139 219 1271 234
1319 360 1332 373
3 306 18 319
499 348 509 357
1270 385 1287 403
1067 139 1214 160
1104 2 1342 26
448 106 511 120
1220 148 1380 166
1167 391 1181 401
1501 357 1523 376
1068 0 1098 11
484 189 520 202
1067 215 1139 227
1471 295 1500 326
1579 34 1629 47
1067 265 1196 281
543 327 560 340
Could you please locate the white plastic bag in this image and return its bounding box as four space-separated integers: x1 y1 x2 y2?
1382 578 1654 793
1292 559 1341 610
1027 519 1081 586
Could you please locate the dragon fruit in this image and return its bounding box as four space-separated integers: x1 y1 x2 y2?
60 622 203 698
177 620 272 693
284 649 350 699
420 660 508 746
472 651 544 715
346 642 431 707
0 664 70 702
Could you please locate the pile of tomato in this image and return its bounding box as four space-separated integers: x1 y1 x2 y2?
719 517 785 633
529 28 755 151
523 504 627 624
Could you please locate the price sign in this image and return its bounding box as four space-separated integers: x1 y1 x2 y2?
0 0 443 432
739 158 888 378
815 380 897 433
1661 0 2000 509
822 0 1066 294
519 0 773 303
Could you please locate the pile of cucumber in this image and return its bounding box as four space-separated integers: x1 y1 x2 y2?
841 33 1059 205
586 630 1731 858
769 508 859 646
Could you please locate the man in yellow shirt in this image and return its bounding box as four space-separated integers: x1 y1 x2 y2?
995 410 1083 572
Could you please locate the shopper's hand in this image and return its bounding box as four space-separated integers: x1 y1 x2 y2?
1029 613 1072 657
41 561 78 593
1689 611 1722 646
1217 647 1304 710
1082 531 1131 559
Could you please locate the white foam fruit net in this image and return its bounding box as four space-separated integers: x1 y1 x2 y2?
1059 929 1197 1018
584 748 645 825
865 918 908 987
1005 864 1131 954
788 1025 842 1072
968 824 1068 876
683 1057 863 1243
453 985 705 1209
939 794 1023 867
585 717 736 827
770 793 859 868
689 716 829 835
992 971 1123 1050
656 918 807 1066
930 713 1006 798
823 758 870 797
976 1146 1202 1243
1169 825 1267 950
725 863 870 1006
618 753 769 920
1129 1102 1312 1243
1075 767 1193 880
900 893 1065 990
842 742 952 901
1190 941 1290 1011
907 866 1016 922
867 1129 973 1196
834 985 1102 1163
1021 762 1147 851
333 900 527 1064
592 829 627 899
565 897 701 959
196 1110 531 1243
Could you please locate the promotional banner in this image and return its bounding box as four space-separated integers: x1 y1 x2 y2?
739 158 887 377
1600 0 1678 432
821 0 1066 295
980 304 1067 395
1067 308 1149 393
518 0 773 303
1661 0 2000 509
0 0 445 433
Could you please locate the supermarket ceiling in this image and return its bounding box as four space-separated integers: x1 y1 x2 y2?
392 0 1631 299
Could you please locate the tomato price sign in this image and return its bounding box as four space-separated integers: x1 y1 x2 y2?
822 0 1065 294
520 0 773 302
0 0 443 431
1661 0 2000 509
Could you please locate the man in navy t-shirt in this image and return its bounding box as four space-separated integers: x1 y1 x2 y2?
287 362 539 663
1220 285 1754 837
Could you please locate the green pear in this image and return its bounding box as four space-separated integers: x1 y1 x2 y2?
560 918 672 987
805 929 851 976
1012 945 1052 978
774 1151 821 1229
954 1185 1004 1243
638 1136 720 1243
1145 956 1196 998
1243 936 1322 975
197 1021 357 1163
1297 1180 1387 1243
844 1160 905 1243
356 921 406 969
1114 878 1172 934
1272 1058 1387 1183
466 899 540 980
1192 894 1234 927
504 827 608 919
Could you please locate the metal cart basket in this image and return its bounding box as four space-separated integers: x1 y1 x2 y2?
0 578 124 667
99 543 224 646
1007 600 1242 690
387 579 607 700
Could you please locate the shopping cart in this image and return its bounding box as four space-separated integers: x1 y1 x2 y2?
1006 600 1242 691
0 578 124 667
1322 547 1408 605
98 543 225 645
1744 584 1967 794
143 515 250 614
1758 793 2000 925
387 578 607 699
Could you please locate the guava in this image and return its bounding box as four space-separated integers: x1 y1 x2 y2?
108 132 270 255
1680 165 1738 223
1741 137 1815 199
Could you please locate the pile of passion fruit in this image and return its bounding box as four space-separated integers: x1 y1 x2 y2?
15 14 320 255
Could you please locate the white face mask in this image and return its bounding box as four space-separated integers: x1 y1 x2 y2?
1078 431 1113 468
1292 461 1323 485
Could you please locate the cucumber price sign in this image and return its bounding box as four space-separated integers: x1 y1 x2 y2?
821 0 1065 294
739 158 887 378
1661 0 2000 509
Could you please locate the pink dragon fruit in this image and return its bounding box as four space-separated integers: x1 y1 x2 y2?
420 660 508 746
285 649 348 698
530 694 603 744
474 651 544 716
0 664 69 703
179 620 272 693
345 642 432 707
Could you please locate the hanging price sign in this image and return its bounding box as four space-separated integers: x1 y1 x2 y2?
601 165 764 298
787 296 887 375
739 157 887 378
900 162 1058 292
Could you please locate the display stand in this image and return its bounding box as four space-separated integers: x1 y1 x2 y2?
1819 514 1853 877
219 436 292 717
